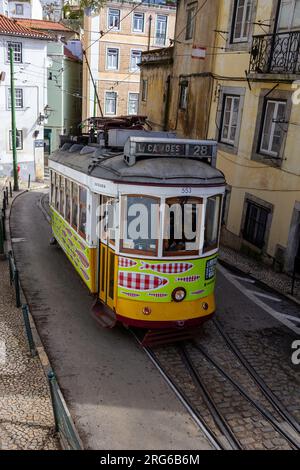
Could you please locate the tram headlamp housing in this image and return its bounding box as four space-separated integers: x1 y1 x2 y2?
172 287 186 303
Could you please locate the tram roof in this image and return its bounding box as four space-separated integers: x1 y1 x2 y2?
49 144 226 187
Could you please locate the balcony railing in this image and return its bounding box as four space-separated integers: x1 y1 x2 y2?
249 30 300 75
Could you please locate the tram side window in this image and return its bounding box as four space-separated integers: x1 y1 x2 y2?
164 197 202 256
121 195 159 255
79 187 87 239
203 195 222 253
65 179 71 223
59 176 65 217
71 183 79 230
55 174 59 212
51 171 55 206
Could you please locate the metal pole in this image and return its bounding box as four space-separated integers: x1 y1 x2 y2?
82 50 103 118
10 47 19 192
48 371 59 432
93 83 97 117
22 305 37 357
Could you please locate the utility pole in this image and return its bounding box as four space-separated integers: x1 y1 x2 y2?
10 47 19 191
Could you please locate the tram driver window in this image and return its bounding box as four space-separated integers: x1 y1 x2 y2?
121 195 159 255
203 195 222 253
101 196 116 245
163 197 202 256
71 183 79 230
79 187 87 239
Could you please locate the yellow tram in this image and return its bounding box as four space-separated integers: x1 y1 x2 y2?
48 123 226 334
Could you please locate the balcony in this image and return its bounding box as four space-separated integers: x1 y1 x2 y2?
249 30 300 75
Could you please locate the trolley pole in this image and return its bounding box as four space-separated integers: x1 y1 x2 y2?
10 47 19 192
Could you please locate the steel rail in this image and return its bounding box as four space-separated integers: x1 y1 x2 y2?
128 328 223 451
179 345 242 450
190 341 300 450
213 319 300 436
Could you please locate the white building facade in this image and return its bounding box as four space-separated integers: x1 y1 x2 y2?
0 0 43 19
0 16 51 180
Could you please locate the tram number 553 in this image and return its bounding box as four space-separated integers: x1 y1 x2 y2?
181 187 192 194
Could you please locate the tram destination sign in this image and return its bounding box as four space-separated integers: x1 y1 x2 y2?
125 138 217 167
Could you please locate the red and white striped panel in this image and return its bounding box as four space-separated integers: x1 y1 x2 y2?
118 272 168 291
118 257 137 268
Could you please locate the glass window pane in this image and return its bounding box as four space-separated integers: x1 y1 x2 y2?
79 187 87 238
59 176 65 216
71 183 78 229
164 197 202 255
203 196 222 252
65 179 71 222
121 195 159 255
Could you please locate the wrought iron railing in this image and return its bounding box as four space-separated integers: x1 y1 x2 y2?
249 30 300 74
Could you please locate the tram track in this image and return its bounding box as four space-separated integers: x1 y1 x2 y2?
130 322 300 451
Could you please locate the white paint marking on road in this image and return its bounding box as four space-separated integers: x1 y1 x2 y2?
218 265 300 335
231 275 256 284
0 340 6 365
281 314 300 325
11 238 26 243
251 292 282 303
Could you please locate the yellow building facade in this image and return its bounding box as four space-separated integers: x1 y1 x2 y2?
139 0 300 273
82 0 176 121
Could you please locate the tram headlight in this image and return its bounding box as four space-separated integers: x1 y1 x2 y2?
172 287 186 303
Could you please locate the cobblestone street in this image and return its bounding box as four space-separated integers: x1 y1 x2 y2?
0 258 60 450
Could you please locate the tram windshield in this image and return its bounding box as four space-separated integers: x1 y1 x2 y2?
163 197 202 256
121 195 160 255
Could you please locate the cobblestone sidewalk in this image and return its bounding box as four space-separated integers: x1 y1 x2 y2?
0 258 59 450
219 245 300 303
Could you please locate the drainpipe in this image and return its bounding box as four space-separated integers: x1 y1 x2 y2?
148 15 152 51
164 75 171 131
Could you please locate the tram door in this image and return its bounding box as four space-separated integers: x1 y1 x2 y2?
98 196 116 310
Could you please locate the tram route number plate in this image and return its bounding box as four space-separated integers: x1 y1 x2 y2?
135 142 215 158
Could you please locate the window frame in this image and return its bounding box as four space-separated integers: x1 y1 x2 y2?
130 49 142 72
128 92 139 115
78 186 87 240
141 79 148 102
243 200 270 249
155 14 168 46
7 41 22 63
163 196 203 258
185 4 196 41
120 194 160 257
9 129 23 150
220 94 241 146
105 91 117 116
179 82 189 110
132 12 145 33
203 195 223 254
231 0 253 43
106 47 119 71
107 8 120 30
15 3 24 15
8 87 23 109
258 99 287 158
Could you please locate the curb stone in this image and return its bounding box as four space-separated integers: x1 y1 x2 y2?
6 188 84 450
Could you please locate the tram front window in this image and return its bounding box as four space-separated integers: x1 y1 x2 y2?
203 195 222 253
121 195 159 255
163 197 202 256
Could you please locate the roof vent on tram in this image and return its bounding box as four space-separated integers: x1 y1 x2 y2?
61 143 73 151
68 144 84 153
80 146 96 155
